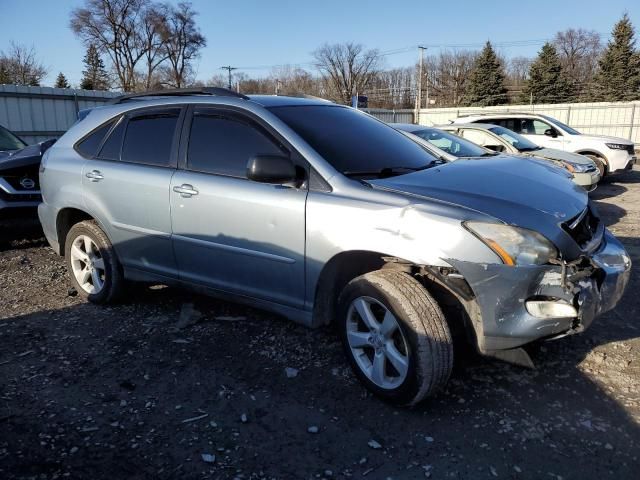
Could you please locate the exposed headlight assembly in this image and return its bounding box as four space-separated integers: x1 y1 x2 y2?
605 143 630 150
562 161 591 173
464 222 558 266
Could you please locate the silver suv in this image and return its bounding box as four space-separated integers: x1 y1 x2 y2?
38 89 631 405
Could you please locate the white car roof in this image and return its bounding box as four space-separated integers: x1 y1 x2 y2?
452 112 544 122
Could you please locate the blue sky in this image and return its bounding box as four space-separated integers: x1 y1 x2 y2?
2 0 639 87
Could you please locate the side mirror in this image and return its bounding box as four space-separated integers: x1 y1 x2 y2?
544 128 558 138
247 154 297 185
485 144 505 152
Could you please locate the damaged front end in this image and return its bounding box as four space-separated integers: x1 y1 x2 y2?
444 228 630 358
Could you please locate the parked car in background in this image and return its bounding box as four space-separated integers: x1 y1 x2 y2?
38 89 631 405
0 125 53 218
391 123 495 158
394 123 600 191
451 113 636 176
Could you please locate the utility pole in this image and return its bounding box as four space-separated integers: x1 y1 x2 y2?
220 65 237 90
416 46 427 123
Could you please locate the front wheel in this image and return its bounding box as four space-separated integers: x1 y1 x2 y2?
337 270 453 406
65 220 124 304
586 154 607 177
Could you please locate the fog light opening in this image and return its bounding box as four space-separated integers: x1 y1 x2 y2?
526 300 577 319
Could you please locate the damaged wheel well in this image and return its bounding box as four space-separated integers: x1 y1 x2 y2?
312 252 480 352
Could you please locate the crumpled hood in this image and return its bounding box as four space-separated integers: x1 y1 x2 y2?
0 139 56 171
528 147 595 166
370 155 588 255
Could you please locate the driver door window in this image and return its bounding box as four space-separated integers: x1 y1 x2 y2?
520 119 557 136
187 111 287 177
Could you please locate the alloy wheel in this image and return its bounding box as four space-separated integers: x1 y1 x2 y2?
69 235 106 294
346 296 410 389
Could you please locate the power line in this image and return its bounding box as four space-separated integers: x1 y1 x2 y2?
217 32 612 77
220 65 237 89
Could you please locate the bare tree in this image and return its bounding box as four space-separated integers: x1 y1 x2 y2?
160 2 206 88
312 42 381 104
140 3 170 90
0 42 47 86
422 50 477 107
507 56 532 85
70 0 151 91
553 28 601 87
269 65 321 96
368 67 414 108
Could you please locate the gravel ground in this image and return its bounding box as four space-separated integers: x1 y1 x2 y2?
1 167 639 480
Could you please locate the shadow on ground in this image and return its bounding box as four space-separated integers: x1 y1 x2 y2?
1 273 638 479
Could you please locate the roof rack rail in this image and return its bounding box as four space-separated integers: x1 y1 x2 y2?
108 87 249 105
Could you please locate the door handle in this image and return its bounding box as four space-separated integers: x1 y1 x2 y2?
85 170 104 182
173 184 199 197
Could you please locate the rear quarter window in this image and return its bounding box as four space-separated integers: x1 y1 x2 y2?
75 120 115 158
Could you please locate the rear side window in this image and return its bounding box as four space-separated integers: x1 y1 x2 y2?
98 118 126 161
121 108 181 167
76 120 115 158
187 111 285 178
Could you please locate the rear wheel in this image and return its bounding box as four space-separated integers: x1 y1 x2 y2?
65 220 124 304
338 270 453 406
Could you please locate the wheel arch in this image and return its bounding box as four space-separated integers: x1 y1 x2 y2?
575 148 609 165
312 250 387 327
56 207 108 256
311 250 478 349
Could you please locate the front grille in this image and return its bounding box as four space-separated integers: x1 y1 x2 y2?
625 145 635 155
563 207 600 248
1 165 40 191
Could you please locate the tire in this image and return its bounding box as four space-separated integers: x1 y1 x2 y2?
337 269 453 406
586 154 607 178
64 220 124 304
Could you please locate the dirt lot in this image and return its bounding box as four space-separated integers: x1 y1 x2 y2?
1 168 639 480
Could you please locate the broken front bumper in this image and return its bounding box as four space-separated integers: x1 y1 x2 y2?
449 229 631 351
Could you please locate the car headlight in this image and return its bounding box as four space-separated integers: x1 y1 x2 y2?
605 143 629 150
563 161 591 173
464 222 558 266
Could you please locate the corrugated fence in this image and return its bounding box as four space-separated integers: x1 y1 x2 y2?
415 101 640 146
0 85 119 144
363 108 415 124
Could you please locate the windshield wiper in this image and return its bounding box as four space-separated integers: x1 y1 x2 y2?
344 164 436 179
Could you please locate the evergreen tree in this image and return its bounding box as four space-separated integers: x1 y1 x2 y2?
520 43 574 104
593 13 640 101
80 44 109 91
0 63 10 84
54 72 70 89
464 41 508 106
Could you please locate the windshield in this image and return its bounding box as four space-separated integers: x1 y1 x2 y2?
487 125 541 152
0 126 27 151
541 115 581 135
410 127 491 157
268 105 438 176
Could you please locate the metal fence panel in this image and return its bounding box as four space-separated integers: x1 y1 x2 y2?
0 85 120 144
364 109 414 124
416 101 640 145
